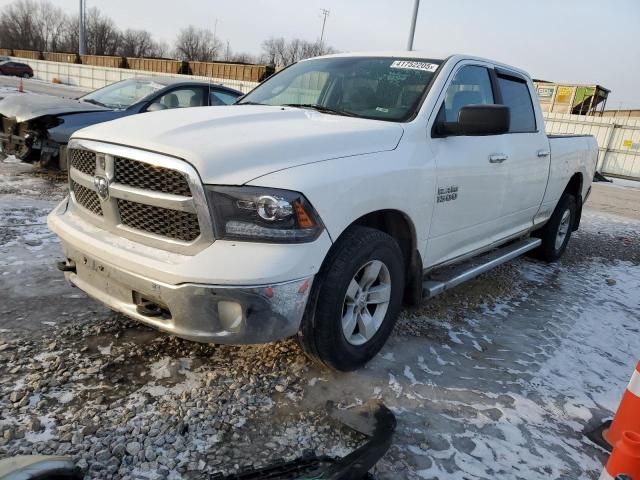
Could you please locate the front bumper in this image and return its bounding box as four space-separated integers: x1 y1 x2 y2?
59 241 314 344
0 127 61 162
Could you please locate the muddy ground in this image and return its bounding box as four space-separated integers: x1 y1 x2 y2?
0 157 639 480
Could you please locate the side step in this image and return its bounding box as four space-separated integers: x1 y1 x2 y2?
422 237 541 298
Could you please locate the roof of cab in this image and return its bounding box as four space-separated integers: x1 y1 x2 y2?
303 51 532 79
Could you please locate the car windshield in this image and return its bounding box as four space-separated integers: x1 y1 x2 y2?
80 79 166 109
238 56 442 121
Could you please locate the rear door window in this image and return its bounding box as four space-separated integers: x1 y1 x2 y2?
497 76 536 132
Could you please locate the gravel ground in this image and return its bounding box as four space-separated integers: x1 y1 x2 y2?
1 159 639 479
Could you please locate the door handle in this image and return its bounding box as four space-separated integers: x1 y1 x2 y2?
537 149 550 157
489 154 508 163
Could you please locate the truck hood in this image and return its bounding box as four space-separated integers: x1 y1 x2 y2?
74 105 405 185
0 94 109 123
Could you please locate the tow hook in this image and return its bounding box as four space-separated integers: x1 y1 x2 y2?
57 259 76 273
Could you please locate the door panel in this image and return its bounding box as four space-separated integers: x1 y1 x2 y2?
497 75 550 235
426 64 509 267
427 134 509 266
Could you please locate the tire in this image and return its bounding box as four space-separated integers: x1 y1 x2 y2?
531 193 576 262
298 226 405 371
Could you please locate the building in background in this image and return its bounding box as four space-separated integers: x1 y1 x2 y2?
533 80 610 116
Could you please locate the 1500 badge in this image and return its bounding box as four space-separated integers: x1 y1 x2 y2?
437 186 458 203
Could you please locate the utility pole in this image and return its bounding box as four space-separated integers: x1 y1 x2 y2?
319 8 330 54
78 0 86 55
406 0 420 51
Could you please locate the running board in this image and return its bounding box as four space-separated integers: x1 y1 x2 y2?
422 237 541 298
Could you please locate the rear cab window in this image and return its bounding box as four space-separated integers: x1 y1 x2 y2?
496 74 537 132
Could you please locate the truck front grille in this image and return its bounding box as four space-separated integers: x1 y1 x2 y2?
70 180 103 216
67 142 213 253
118 200 200 241
68 149 96 176
114 157 191 196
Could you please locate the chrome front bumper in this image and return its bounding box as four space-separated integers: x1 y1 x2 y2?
59 242 314 344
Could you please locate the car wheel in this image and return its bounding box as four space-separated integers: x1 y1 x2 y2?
298 226 405 371
532 193 576 262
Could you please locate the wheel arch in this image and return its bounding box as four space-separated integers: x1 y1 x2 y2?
563 172 584 231
342 209 423 306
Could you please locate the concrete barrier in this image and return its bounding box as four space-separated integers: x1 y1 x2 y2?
9 57 260 94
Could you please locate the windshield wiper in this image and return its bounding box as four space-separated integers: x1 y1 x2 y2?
282 103 358 117
236 101 265 106
82 98 106 107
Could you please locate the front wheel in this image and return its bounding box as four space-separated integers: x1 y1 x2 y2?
532 193 576 262
298 226 405 371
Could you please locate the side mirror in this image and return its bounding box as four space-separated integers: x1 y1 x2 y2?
146 102 167 112
435 104 510 136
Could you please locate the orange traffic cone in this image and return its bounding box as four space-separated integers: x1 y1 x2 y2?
588 362 640 451
18 77 24 93
599 431 640 479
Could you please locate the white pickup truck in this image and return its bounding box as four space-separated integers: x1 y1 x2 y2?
49 53 597 370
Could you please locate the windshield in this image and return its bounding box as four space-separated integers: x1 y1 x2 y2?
80 79 166 109
238 56 442 121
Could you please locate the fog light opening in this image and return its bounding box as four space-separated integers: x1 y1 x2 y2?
218 301 244 331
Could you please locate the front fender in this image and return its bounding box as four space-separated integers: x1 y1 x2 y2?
246 145 435 260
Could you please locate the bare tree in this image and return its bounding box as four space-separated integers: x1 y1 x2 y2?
58 15 79 53
261 37 286 67
34 1 67 51
85 7 120 55
174 26 222 62
261 36 336 67
119 29 163 58
0 0 43 50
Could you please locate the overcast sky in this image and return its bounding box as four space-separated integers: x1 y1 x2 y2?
2 0 639 107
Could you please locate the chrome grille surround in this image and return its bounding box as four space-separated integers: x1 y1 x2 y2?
67 138 214 254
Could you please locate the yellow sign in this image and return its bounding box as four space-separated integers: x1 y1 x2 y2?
623 139 633 148
555 86 573 104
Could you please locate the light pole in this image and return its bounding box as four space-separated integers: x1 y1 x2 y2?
79 0 86 55
319 8 330 54
406 0 420 51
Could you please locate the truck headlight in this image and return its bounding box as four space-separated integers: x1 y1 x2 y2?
206 186 324 243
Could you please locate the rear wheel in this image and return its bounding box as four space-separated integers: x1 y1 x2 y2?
298 226 405 371
532 193 576 262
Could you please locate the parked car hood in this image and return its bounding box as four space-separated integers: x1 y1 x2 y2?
74 105 405 185
0 94 109 123
48 110 132 145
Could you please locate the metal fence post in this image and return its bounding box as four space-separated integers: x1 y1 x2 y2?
600 122 618 174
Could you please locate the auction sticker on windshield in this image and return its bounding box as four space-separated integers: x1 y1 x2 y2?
390 61 439 72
